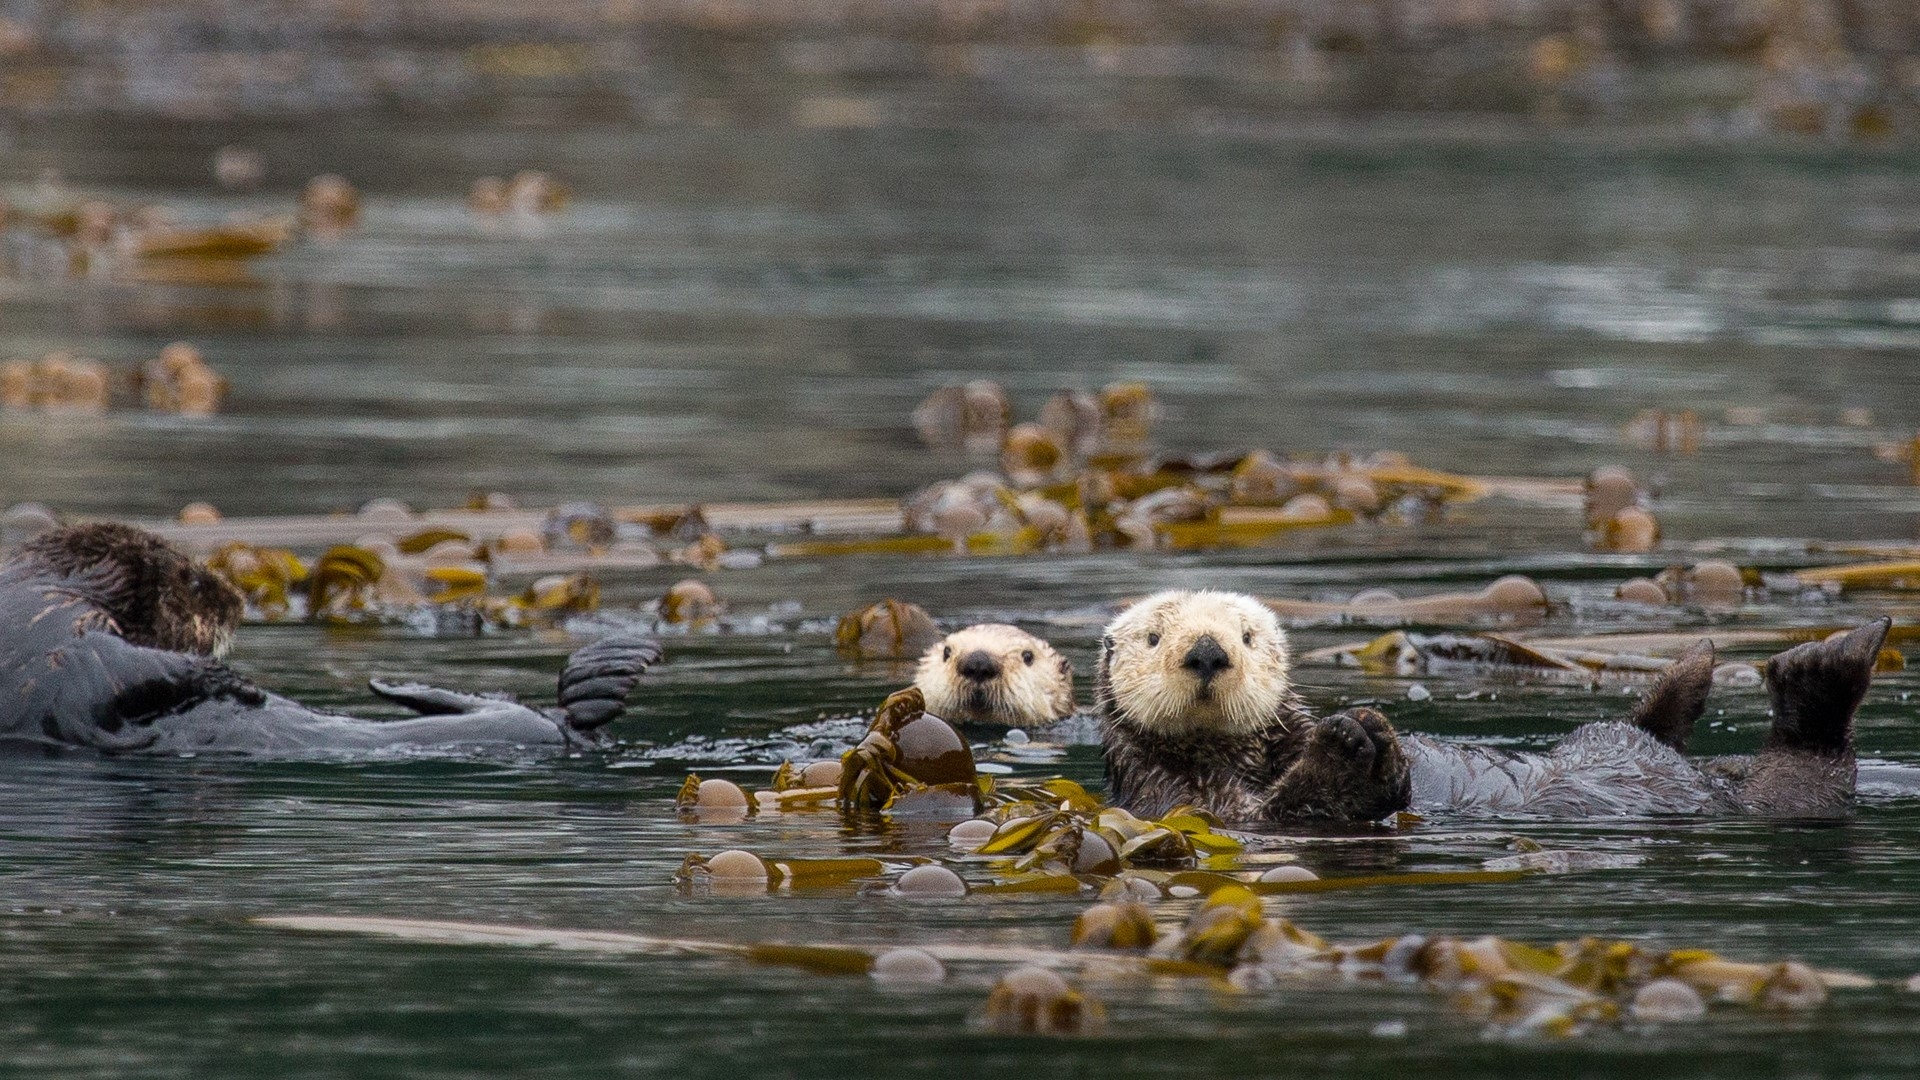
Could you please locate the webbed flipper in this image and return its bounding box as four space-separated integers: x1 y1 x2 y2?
1626 639 1715 752
1762 617 1890 758
557 634 664 731
368 680 516 717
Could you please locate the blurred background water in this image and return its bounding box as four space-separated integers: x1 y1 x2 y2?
3 2 1920 1076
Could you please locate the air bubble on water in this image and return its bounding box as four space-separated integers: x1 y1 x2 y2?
1370 1020 1408 1038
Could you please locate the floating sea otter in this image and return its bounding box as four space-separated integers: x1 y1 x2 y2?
913 623 1075 731
1098 590 1890 821
0 524 660 755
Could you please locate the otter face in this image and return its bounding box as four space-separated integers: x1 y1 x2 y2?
21 523 243 656
913 623 1074 729
168 565 243 657
1101 590 1290 736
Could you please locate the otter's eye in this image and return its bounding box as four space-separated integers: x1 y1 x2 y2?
942 646 952 661
1022 650 1034 666
1147 632 1160 647
1243 631 1253 646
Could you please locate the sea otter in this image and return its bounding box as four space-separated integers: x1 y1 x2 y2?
1098 589 1890 821
913 623 1075 731
1097 591 1410 820
0 524 660 755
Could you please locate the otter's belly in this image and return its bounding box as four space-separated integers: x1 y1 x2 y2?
1403 736 1551 812
138 695 571 756
1405 723 1734 816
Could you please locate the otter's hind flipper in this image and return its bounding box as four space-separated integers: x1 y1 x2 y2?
557 635 664 731
368 680 516 717
1763 618 1891 757
1626 639 1715 752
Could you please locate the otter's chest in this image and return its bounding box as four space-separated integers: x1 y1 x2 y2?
1106 727 1276 820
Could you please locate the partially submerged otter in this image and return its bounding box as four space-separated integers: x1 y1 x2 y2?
1098 591 1408 820
0 524 660 755
913 623 1075 730
1098 589 1890 821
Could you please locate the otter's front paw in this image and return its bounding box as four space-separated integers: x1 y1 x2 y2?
1266 708 1411 822
1312 714 1379 771
1342 707 1406 784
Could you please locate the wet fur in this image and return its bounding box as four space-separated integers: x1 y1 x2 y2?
1099 589 1888 822
0 525 660 756
1098 591 1410 821
914 623 1074 729
11 523 242 656
1399 625 1887 818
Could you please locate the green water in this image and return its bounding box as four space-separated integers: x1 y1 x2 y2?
4 103 1920 1077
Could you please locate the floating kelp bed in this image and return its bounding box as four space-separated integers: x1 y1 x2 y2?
115 454 1584 563
10 113 1920 1078
257 898 1873 1041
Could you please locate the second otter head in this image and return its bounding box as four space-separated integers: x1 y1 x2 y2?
20 523 242 657
1099 590 1291 736
913 624 1074 730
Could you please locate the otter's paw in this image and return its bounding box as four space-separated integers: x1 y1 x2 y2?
1341 707 1407 782
1266 709 1411 822
1310 714 1380 771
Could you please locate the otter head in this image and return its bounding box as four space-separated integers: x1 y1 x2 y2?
913 623 1074 729
1099 590 1291 736
20 523 242 657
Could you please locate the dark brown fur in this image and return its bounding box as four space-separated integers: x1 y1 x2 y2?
1097 646 1411 822
12 523 241 654
1733 619 1887 815
1103 618 1889 821
1623 639 1716 752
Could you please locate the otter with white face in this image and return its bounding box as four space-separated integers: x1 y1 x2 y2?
1100 590 1291 736
1098 589 1891 822
1097 590 1409 821
914 624 1074 730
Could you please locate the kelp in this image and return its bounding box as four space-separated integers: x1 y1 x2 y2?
1307 630 1602 680
127 220 290 261
1259 575 1548 626
1794 559 1920 591
307 545 389 614
953 803 1247 879
883 450 1495 558
837 688 982 815
834 598 941 659
206 541 307 617
137 445 1573 570
1150 868 1533 896
204 540 599 627
1157 506 1355 550
973 966 1107 1036
675 851 893 892
1300 627 1913 680
259 908 1872 1040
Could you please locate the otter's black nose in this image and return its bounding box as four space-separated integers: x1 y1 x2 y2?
1182 636 1232 683
958 650 1001 683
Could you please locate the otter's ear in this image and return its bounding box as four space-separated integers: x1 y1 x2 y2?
1100 634 1113 656
1058 655 1073 678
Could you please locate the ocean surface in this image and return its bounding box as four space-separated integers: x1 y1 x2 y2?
3 90 1920 1078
